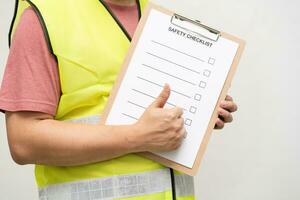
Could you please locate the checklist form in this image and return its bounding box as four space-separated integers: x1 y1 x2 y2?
102 4 245 174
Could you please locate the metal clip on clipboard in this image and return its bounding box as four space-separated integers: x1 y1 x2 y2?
171 14 221 42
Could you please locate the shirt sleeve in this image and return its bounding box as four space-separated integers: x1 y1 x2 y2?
0 7 61 116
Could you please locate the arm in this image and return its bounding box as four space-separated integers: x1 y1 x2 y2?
6 111 137 166
6 84 185 166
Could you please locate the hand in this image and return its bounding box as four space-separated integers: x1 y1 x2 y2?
132 84 186 152
214 95 238 129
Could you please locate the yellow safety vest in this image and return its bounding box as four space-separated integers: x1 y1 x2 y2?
9 0 195 199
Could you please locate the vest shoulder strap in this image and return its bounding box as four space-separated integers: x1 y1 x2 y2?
8 0 149 52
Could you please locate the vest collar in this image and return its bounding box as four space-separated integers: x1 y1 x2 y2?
98 0 142 41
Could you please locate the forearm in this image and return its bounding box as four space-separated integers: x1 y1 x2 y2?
6 112 138 166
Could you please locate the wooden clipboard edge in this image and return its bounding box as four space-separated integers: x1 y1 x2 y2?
100 2 246 176
186 34 246 175
139 33 245 176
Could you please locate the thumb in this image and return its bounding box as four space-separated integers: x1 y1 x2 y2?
150 84 171 108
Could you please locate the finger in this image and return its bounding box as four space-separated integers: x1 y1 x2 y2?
164 106 183 120
225 95 233 101
220 100 238 112
171 106 183 118
214 118 224 129
182 129 188 139
150 84 171 108
177 127 186 140
174 117 184 131
218 108 233 123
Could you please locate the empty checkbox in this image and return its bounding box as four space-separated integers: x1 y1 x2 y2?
194 94 202 101
208 57 215 65
199 81 206 88
185 118 192 126
189 106 197 114
203 69 211 77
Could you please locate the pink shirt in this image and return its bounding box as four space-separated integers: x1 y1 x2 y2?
0 2 139 116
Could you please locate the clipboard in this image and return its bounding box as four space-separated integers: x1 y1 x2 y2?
101 2 245 176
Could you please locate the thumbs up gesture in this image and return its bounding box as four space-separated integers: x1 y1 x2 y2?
132 84 186 152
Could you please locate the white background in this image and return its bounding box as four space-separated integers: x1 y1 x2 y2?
0 0 299 199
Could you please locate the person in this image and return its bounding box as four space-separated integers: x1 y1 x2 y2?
0 0 238 199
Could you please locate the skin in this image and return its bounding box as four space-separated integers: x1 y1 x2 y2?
105 0 137 6
6 84 237 166
215 95 237 129
5 0 238 166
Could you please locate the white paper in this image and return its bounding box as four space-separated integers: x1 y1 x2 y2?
105 9 239 168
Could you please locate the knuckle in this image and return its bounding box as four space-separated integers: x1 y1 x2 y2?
176 107 183 116
171 143 180 150
174 121 182 130
226 95 233 101
171 131 181 142
172 130 179 138
167 130 175 138
165 112 175 121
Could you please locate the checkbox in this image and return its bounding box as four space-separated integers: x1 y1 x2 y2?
194 94 202 101
199 81 206 88
203 69 211 77
189 106 197 114
184 118 192 126
208 57 215 65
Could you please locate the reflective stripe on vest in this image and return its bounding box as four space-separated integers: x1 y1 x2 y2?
59 115 195 199
67 115 101 124
38 168 194 200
